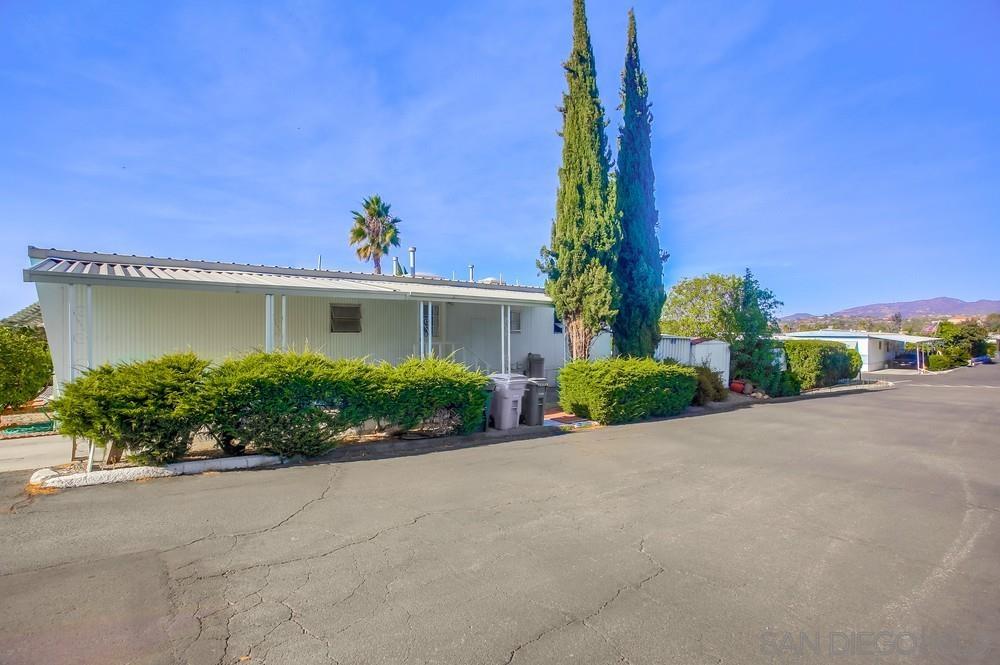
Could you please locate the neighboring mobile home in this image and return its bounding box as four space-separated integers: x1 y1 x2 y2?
24 247 611 393
776 329 940 372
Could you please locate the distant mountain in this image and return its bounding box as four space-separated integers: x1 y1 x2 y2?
825 297 1000 319
779 312 817 322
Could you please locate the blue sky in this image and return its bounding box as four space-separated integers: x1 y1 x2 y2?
2 0 998 317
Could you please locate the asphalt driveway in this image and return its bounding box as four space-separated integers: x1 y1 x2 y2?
1 366 998 664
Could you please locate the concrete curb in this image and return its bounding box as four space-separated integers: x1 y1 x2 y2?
34 454 283 489
30 430 562 489
167 455 281 475
41 466 178 488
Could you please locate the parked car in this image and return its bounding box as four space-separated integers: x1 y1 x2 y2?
891 352 919 369
970 355 994 365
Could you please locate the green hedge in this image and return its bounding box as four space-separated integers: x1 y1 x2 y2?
559 358 698 425
196 352 382 457
53 352 488 462
52 353 208 464
927 354 954 371
382 357 489 435
783 340 861 390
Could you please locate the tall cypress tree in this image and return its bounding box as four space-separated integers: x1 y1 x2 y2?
612 9 666 357
539 0 621 360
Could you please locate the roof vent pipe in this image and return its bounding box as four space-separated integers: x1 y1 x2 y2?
408 247 416 278
468 264 475 282
392 256 402 276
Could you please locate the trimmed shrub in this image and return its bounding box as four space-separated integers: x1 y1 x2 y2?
927 354 953 372
196 353 488 456
559 358 698 425
691 365 726 406
380 357 490 435
0 326 52 412
784 340 859 390
52 353 208 464
196 352 381 457
55 351 494 461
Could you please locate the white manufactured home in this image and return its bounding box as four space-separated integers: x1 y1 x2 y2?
777 329 940 372
24 247 611 392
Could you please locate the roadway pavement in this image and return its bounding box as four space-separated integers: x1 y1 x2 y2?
0 433 72 473
1 365 998 664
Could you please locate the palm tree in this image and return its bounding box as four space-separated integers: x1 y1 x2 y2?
348 195 401 275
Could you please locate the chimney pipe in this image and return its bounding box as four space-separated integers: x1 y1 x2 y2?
408 247 416 278
468 264 475 282
392 256 402 276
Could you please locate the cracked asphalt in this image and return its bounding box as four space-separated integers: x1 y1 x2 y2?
1 365 999 664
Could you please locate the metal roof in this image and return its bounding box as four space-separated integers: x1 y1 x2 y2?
23 247 552 307
779 329 940 344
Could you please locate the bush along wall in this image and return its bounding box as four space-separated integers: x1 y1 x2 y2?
559 357 698 425
53 353 209 464
53 352 489 463
783 340 861 391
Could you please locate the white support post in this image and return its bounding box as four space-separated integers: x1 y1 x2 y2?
264 294 275 352
427 301 434 358
86 284 94 369
280 295 287 350
506 305 512 374
499 305 506 374
419 301 425 359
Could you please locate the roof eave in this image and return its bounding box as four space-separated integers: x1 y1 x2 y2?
24 268 551 307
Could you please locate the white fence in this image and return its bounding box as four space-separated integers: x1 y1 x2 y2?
655 336 730 386
654 336 693 364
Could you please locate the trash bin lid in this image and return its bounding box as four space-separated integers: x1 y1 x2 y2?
488 373 531 390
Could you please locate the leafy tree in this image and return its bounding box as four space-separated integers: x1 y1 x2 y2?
0 326 52 412
661 270 785 390
724 269 783 386
348 195 401 275
660 274 741 338
984 313 1000 333
611 10 666 358
890 312 903 331
539 0 621 360
936 320 988 365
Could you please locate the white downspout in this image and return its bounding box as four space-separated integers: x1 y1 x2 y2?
85 285 93 370
66 284 75 384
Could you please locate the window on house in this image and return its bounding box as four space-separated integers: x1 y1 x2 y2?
422 304 440 338
330 304 362 333
553 312 564 335
510 309 522 334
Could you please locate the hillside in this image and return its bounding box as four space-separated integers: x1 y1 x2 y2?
831 297 1000 319
780 297 1000 323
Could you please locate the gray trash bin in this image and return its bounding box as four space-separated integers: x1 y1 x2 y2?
527 353 544 379
521 378 548 426
488 373 530 430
